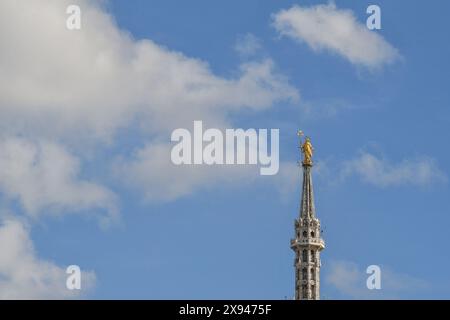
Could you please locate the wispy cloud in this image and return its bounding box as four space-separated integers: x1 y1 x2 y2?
114 142 298 203
340 151 447 187
113 143 259 202
234 33 262 58
326 260 429 299
272 3 400 68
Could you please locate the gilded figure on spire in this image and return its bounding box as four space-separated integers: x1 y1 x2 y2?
297 130 314 166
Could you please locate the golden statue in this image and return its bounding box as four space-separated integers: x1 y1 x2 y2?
297 130 314 165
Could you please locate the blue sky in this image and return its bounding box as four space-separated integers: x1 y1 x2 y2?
0 0 449 299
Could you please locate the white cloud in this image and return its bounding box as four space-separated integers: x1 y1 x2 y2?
114 142 260 202
114 142 299 203
326 260 429 299
272 3 400 68
0 0 298 143
341 152 447 187
0 0 298 203
0 219 95 299
0 138 118 224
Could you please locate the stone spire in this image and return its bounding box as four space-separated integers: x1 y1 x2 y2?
300 165 315 219
291 133 325 300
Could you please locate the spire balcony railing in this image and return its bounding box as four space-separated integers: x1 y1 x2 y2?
290 238 325 249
